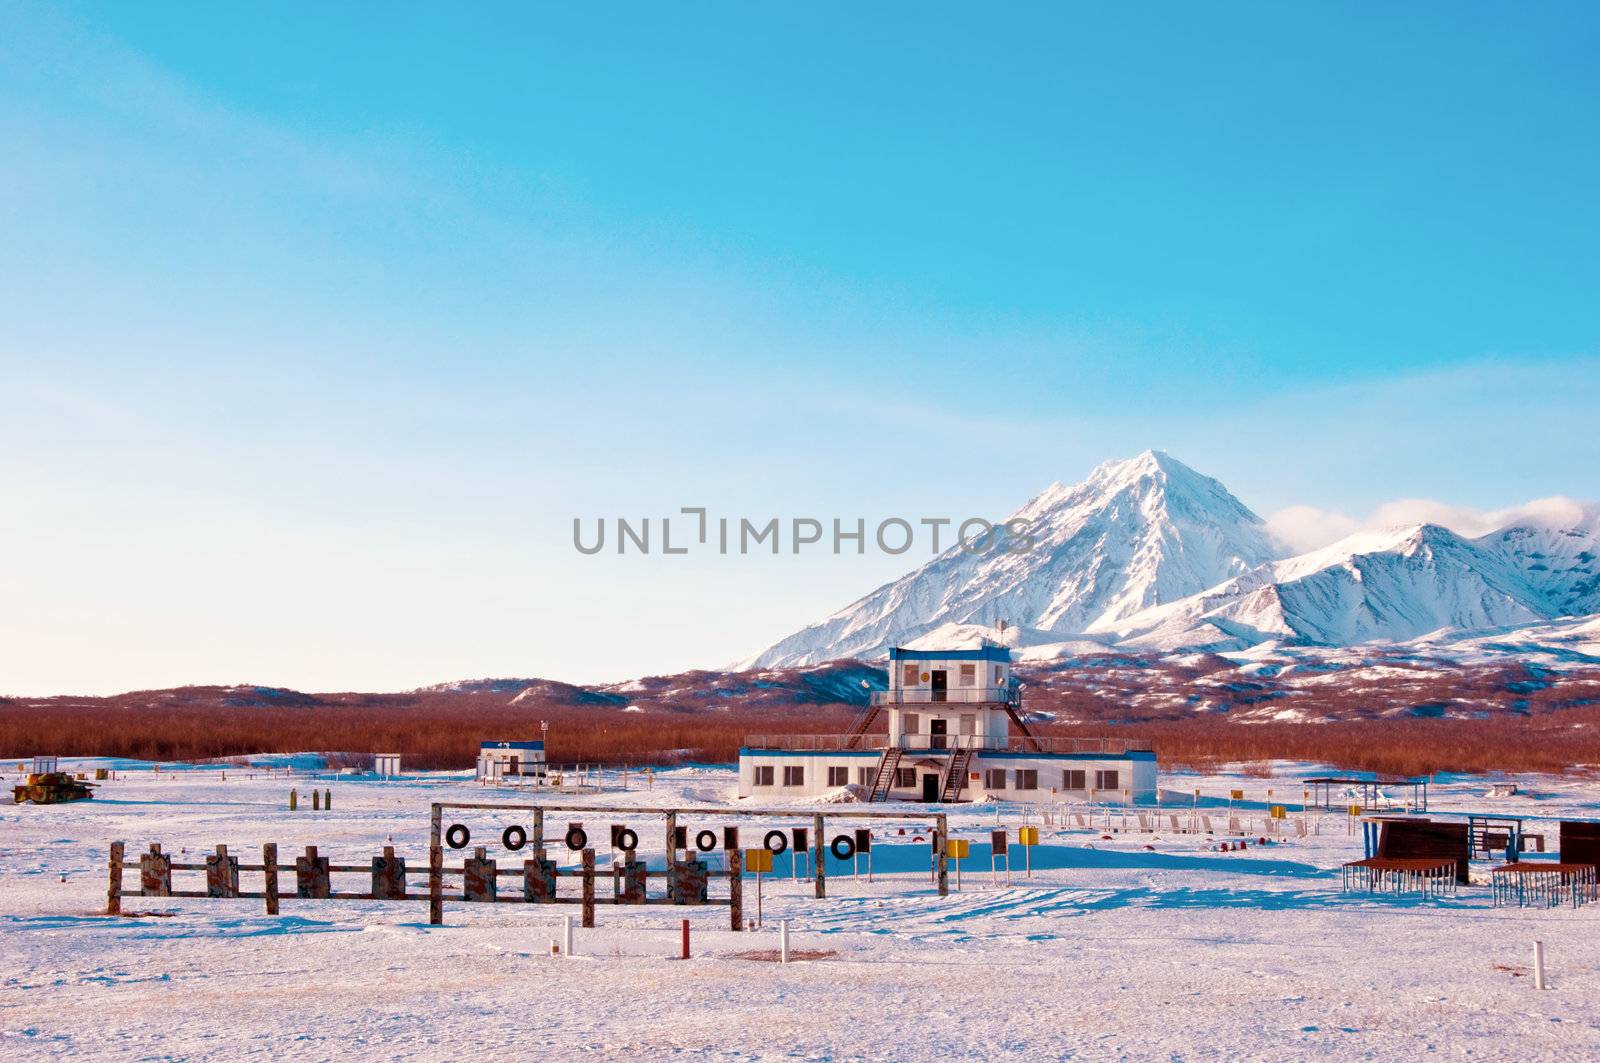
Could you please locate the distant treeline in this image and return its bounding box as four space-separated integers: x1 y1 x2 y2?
3 695 1600 777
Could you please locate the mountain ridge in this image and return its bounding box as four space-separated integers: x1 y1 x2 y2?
743 452 1600 667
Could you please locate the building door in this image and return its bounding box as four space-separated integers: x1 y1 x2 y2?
508 756 520 776
930 670 947 702
929 718 948 750
921 773 940 802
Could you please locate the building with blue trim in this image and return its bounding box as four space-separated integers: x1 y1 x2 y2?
476 739 546 783
738 642 1157 803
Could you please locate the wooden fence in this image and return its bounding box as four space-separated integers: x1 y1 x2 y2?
105 840 749 930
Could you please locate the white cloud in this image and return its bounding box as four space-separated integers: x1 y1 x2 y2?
1263 505 1361 555
1266 495 1598 555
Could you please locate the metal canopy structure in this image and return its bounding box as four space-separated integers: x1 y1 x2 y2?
1304 775 1429 812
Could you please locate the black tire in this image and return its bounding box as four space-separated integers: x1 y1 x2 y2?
616 828 638 852
695 829 717 853
445 824 470 850
565 826 588 851
502 825 527 851
763 829 789 854
830 835 855 861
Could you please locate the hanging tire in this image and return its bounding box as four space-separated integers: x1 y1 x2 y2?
830 835 855 860
502 825 527 851
763 829 789 854
445 824 471 850
565 826 588 851
695 829 717 852
616 828 638 852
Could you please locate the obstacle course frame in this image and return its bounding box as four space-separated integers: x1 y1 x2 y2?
426 801 952 923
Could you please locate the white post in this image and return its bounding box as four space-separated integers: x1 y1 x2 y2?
780 919 790 964
563 915 574 958
1534 940 1547 990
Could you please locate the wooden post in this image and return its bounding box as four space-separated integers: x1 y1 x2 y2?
813 813 826 899
936 813 949 897
580 848 596 928
106 841 123 915
263 842 280 915
428 803 443 925
533 807 545 851
664 810 676 864
729 848 744 931
312 789 320 811
428 846 444 926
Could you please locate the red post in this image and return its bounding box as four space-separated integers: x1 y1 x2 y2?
680 918 690 960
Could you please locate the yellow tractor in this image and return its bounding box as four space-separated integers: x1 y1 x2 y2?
12 772 96 804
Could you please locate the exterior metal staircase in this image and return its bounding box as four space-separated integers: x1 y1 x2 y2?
940 748 973 802
1003 705 1043 752
867 749 902 802
844 706 882 749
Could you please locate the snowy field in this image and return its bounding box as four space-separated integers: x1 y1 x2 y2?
5 759 1600 1061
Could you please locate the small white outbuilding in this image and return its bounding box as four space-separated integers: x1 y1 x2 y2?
475 740 546 783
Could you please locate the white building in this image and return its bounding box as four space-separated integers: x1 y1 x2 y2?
738 643 1157 804
475 740 546 783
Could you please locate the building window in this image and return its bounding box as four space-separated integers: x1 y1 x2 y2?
827 766 848 787
904 713 919 735
1095 769 1119 791
896 767 916 788
994 666 1003 685
754 765 774 786
959 663 976 686
984 768 1007 790
959 714 975 737
783 765 805 787
1016 769 1038 790
902 663 919 686
857 766 874 786
1063 769 1086 790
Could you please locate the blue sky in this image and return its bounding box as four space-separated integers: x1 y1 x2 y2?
3 3 1598 694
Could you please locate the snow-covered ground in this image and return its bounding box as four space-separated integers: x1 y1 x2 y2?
5 758 1600 1060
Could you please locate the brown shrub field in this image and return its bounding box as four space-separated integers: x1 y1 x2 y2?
4 657 1599 777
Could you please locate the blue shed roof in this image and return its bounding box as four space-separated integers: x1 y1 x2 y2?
889 646 1011 663
480 740 544 750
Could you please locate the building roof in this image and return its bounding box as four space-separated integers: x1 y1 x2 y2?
888 645 1011 663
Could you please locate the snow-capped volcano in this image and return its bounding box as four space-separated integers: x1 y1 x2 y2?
741 451 1277 668
742 453 1600 668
